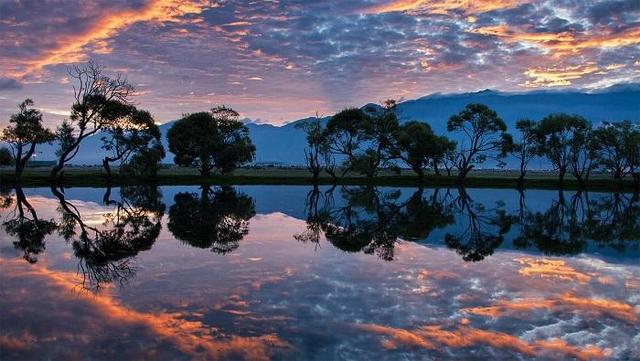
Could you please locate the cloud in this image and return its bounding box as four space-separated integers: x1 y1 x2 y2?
0 77 22 90
5 0 210 77
362 0 527 15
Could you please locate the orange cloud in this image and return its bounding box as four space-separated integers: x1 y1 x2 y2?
356 323 609 360
363 0 526 15
11 0 210 77
520 63 601 87
469 24 640 54
463 293 639 323
514 257 591 282
2 258 291 360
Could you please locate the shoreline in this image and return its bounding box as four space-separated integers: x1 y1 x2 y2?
1 168 637 191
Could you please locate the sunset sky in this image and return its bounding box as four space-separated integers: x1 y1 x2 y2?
1 0 638 126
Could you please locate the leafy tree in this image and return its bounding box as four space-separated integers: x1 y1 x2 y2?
569 124 598 183
392 121 454 181
101 105 162 179
168 186 255 254
51 61 134 180
511 119 538 185
593 121 640 180
167 106 255 176
0 147 14 166
535 113 589 184
0 99 55 179
447 103 511 183
120 140 165 178
324 101 399 178
296 115 329 183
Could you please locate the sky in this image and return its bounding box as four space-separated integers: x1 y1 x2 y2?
0 0 639 126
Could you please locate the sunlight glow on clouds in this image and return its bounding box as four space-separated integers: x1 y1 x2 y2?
0 0 639 125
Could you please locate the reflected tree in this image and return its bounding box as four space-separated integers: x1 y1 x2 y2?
444 189 515 262
296 186 453 260
1 187 57 263
168 186 255 254
51 185 164 290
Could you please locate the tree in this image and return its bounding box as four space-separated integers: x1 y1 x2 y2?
296 114 329 183
392 121 454 181
51 61 134 180
535 113 589 184
569 124 598 183
324 101 399 178
101 105 162 179
511 119 538 185
593 121 640 180
120 140 165 178
447 103 511 183
168 186 255 254
0 147 14 166
167 106 255 176
1 99 55 179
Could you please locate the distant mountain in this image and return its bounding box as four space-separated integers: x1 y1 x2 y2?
29 85 640 167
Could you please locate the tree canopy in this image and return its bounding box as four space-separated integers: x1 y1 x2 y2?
167 106 255 176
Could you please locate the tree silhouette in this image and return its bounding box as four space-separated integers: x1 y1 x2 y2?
324 101 399 178
535 113 590 184
392 121 455 181
51 61 134 180
1 99 55 179
2 187 57 263
447 104 511 183
167 106 255 176
168 186 255 254
100 105 163 179
511 119 538 186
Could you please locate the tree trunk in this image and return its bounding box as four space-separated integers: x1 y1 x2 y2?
558 167 566 186
432 159 440 176
457 167 470 185
416 168 424 185
102 158 112 180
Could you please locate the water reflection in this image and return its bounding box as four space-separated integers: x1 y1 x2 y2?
295 185 454 260
514 190 640 256
0 185 638 360
167 185 255 254
50 185 164 289
1 187 57 263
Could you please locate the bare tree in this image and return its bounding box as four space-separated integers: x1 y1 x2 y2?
50 61 134 180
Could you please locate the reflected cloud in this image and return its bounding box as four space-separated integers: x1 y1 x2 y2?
1 257 291 360
515 257 591 283
356 323 609 360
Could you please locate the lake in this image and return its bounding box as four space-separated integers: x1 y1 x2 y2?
0 185 638 360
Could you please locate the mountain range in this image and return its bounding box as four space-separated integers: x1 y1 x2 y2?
29 84 640 168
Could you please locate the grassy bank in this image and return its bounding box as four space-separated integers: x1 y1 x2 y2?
0 166 637 191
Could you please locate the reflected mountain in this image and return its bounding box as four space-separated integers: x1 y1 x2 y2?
51 185 165 289
168 185 255 254
1 187 57 263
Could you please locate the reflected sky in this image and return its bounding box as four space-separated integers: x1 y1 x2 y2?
0 185 638 360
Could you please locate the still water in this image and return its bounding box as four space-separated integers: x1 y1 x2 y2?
0 185 638 360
